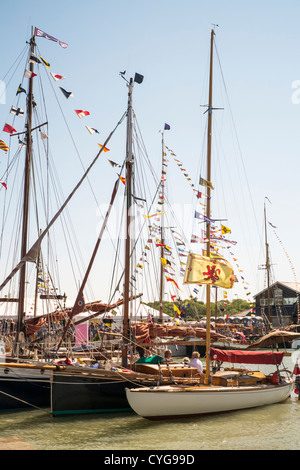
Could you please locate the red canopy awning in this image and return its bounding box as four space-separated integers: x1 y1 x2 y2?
211 347 284 365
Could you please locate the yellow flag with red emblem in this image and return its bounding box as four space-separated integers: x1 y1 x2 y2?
183 253 235 289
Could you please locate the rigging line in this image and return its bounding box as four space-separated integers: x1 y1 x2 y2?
35 65 126 289
108 181 162 308
0 388 52 414
214 43 262 246
0 111 127 294
35 44 113 213
31 107 88 297
0 45 28 104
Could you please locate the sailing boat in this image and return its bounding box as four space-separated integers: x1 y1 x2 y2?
50 78 209 416
0 29 156 412
125 28 294 420
0 27 213 415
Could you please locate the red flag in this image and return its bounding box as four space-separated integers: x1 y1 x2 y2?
0 181 7 190
166 276 181 290
75 110 90 118
3 124 16 134
50 73 66 81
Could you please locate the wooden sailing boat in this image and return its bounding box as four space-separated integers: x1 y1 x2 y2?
50 75 206 416
125 28 294 420
0 27 209 415
0 29 154 412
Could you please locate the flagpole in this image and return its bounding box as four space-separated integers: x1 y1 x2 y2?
205 28 215 385
14 28 35 353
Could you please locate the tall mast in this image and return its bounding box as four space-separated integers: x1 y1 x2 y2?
122 77 134 368
264 198 271 323
15 30 35 349
159 129 165 322
204 28 215 385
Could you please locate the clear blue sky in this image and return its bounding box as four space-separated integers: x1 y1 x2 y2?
0 0 300 309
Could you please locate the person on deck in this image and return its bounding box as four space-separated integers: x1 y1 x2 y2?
188 351 203 373
161 349 173 364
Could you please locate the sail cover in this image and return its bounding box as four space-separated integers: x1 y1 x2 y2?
211 348 284 365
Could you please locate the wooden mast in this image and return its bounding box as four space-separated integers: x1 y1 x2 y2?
264 198 271 323
204 28 215 385
159 129 165 322
122 77 134 367
14 29 35 351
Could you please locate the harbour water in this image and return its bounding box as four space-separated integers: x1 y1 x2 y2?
1 351 300 451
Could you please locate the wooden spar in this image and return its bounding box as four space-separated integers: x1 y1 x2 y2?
56 177 120 351
122 77 134 368
0 363 66 371
159 130 165 322
205 28 215 385
15 30 35 349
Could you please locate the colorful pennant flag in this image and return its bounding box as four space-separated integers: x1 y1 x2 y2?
3 124 16 134
190 234 202 243
29 53 41 64
0 140 9 152
199 176 214 190
50 73 66 81
24 69 37 79
59 87 74 99
118 174 125 184
75 109 90 118
34 27 68 49
16 84 26 95
98 144 109 152
39 56 50 68
86 126 99 134
194 210 215 223
108 160 121 168
166 276 181 290
221 224 231 234
164 123 170 130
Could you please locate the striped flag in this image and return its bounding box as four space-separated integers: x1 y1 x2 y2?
0 140 9 152
29 53 41 64
39 56 50 68
75 110 90 118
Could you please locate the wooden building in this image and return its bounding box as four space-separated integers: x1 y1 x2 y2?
253 281 300 327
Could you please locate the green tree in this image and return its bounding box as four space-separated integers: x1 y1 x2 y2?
145 297 252 321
